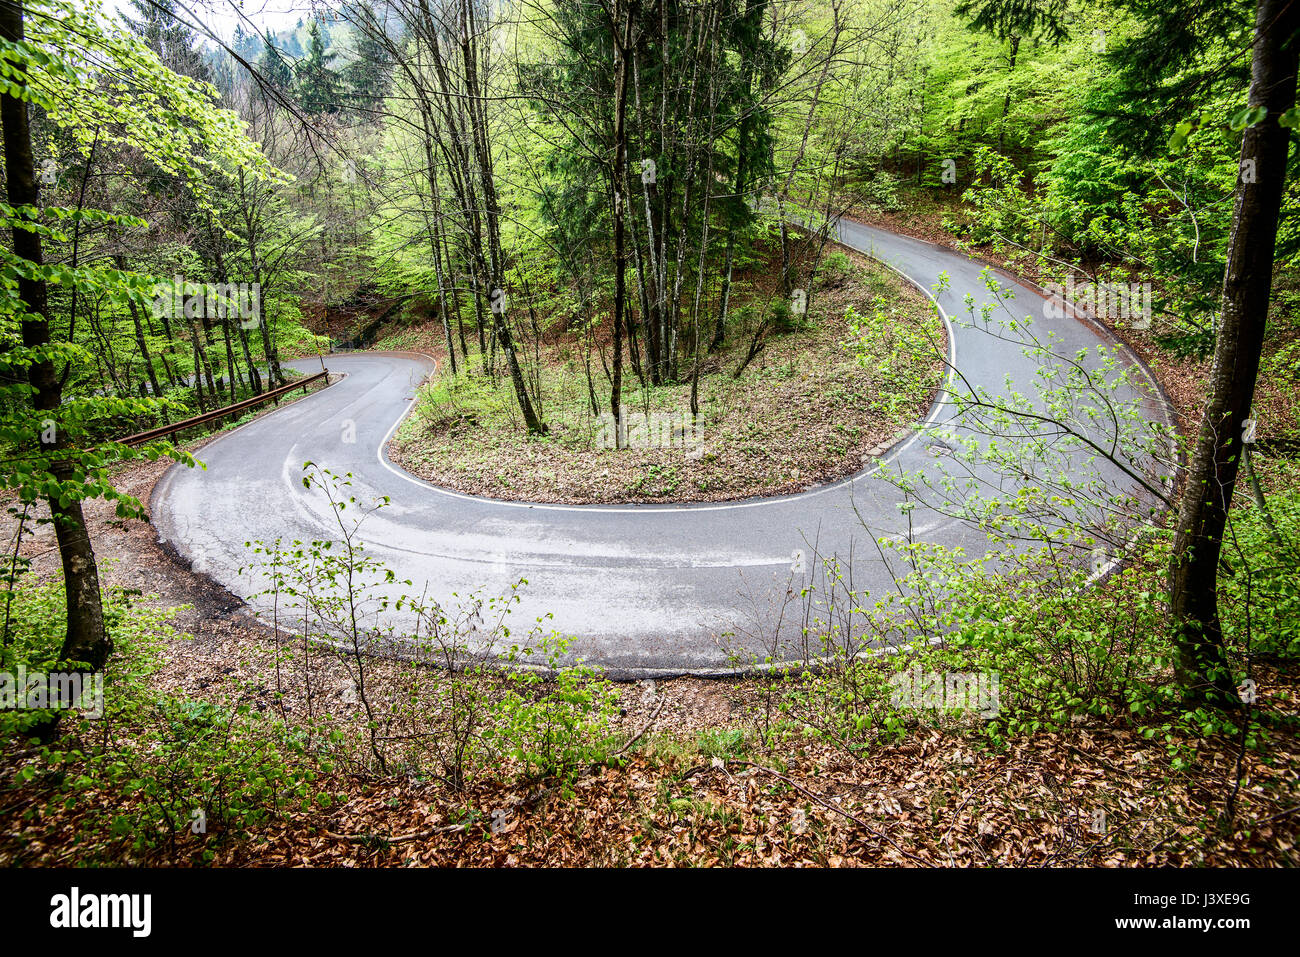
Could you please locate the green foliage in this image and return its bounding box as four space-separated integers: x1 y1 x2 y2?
83 697 318 863
295 19 341 114
1 576 321 863
338 3 393 106
924 0 1288 362
1 0 279 201
769 298 796 334
244 465 624 788
817 250 854 285
0 0 298 529
256 29 293 93
120 0 211 82
857 170 903 212
1220 469 1300 660
843 295 944 421
490 636 621 781
741 497 1296 767
934 547 1174 734
414 370 514 431
693 727 749 760
955 0 1071 45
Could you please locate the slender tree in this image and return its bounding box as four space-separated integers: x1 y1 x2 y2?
0 0 107 681
1168 0 1300 705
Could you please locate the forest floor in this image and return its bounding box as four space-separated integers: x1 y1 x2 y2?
383 241 946 504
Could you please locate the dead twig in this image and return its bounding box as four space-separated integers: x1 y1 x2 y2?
611 698 667 758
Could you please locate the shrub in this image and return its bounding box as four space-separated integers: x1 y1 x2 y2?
1 577 323 863
487 635 621 781
1219 473 1300 660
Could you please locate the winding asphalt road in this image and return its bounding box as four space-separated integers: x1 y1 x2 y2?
152 220 1170 676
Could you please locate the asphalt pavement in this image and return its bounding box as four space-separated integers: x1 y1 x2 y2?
152 220 1170 676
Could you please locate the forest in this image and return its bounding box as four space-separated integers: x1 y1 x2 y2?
0 0 1296 878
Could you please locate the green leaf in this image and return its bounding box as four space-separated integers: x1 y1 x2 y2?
1168 121 1194 152
1228 105 1267 132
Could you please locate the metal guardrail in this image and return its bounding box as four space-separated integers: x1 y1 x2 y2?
116 369 330 447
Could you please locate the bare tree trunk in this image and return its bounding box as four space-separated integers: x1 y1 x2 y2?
998 35 1019 152
118 254 163 398
1169 0 1299 705
205 220 243 402
609 0 634 446
220 313 240 402
458 0 545 432
713 0 763 353
187 319 208 411
237 170 282 388
238 324 263 394
256 295 281 388
776 0 842 297
714 239 734 352
199 316 219 398
422 111 458 376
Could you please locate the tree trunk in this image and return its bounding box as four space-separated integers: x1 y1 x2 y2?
206 221 243 403
238 323 263 394
610 0 634 446
256 299 281 388
118 254 163 398
0 0 108 681
419 104 458 376
447 231 469 363
998 34 1019 152
458 0 545 433
187 319 208 412
1168 0 1300 705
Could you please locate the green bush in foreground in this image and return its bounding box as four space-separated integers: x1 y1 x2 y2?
2 579 325 863
739 483 1299 770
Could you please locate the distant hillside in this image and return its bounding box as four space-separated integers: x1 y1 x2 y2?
221 8 355 69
